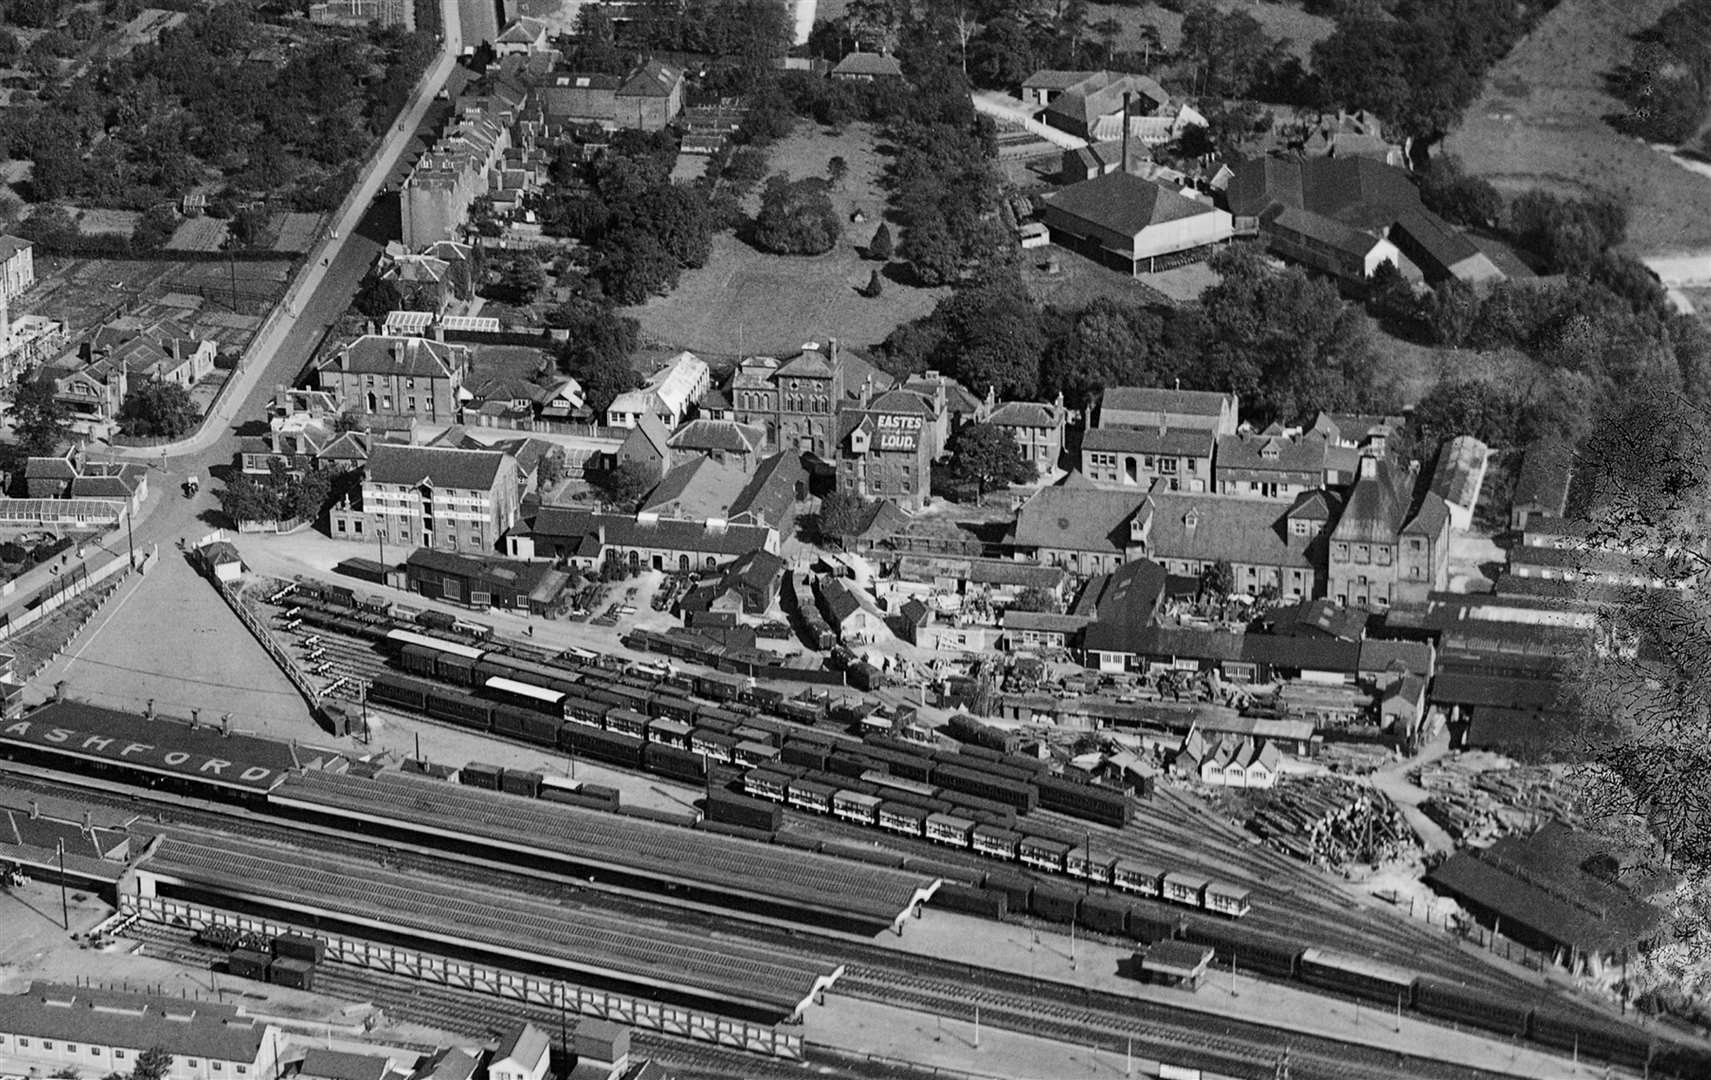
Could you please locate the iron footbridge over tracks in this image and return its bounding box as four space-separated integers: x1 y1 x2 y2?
125 829 840 1058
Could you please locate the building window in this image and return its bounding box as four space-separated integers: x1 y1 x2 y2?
44 1042 54 1050
188 1061 199 1068
1332 542 1348 562
214 1063 224 1071
1355 544 1370 564
1290 519 1311 537
336 518 346 534
1409 537 1424 552
19 1039 28 1048
1376 545 1392 566
92 1048 102 1056
116 1050 125 1059
68 1044 77 1052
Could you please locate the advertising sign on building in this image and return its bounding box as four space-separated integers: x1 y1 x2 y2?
875 414 921 452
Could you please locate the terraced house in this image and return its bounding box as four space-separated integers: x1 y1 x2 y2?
316 334 470 422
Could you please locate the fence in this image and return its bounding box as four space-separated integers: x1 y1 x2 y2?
0 549 141 642
199 547 322 710
122 894 805 1058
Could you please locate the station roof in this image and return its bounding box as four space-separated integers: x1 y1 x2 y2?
141 830 840 1021
1142 940 1213 978
271 770 938 929
0 701 330 794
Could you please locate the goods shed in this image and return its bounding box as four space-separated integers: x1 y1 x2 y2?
134 830 842 1024
270 770 939 933
1137 940 1214 990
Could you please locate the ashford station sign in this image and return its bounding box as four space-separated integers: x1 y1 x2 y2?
875 413 922 452
0 718 285 791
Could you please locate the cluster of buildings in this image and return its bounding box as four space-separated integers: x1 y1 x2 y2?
1017 67 1524 288
0 981 645 1080
0 236 64 395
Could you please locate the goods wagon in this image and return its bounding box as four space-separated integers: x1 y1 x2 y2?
397 643 439 678
933 882 1008 919
197 925 243 950
1078 895 1129 935
1128 911 1186 946
825 752 875 780
227 948 271 981
1035 774 1132 826
706 788 783 832
424 687 492 731
460 762 503 790
780 741 830 771
559 725 645 770
266 958 315 991
984 872 1033 913
367 672 434 713
501 769 544 798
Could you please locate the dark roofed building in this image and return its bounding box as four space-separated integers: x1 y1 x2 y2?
728 451 806 529
1039 71 1171 138
986 396 1069 476
403 549 567 612
299 1049 398 1080
1041 171 1235 275
334 442 520 554
832 51 903 81
1427 822 1665 972
1006 483 1149 576
316 334 469 422
1098 387 1238 433
1082 426 1216 493
1328 456 1451 609
1215 429 1338 500
1133 486 1327 601
1511 440 1574 530
508 505 780 570
1081 558 1168 661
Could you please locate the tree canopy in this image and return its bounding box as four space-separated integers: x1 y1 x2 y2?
10 370 70 459
752 173 842 255
943 421 1036 497
589 460 656 512
119 380 200 440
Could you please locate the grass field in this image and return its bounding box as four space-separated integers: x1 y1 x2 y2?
1443 0 1711 255
623 122 949 356
1081 0 1334 63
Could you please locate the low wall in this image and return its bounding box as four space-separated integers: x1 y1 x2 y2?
0 550 141 642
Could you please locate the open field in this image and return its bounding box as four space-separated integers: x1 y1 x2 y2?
1020 243 1172 309
1443 0 1711 255
623 122 948 355
1085 0 1334 63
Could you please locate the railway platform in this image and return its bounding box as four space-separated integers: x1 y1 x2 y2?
868 907 1625 1079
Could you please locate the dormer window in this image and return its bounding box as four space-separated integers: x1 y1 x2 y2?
1261 443 1280 460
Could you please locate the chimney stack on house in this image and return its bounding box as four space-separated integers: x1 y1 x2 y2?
1121 92 1132 176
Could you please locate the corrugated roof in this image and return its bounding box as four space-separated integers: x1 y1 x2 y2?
1043 172 1215 238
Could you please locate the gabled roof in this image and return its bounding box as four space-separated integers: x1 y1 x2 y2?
1101 387 1232 422
833 52 904 78
1430 435 1487 510
668 419 765 455
623 412 673 459
618 59 683 97
1142 490 1316 570
528 506 773 556
1216 430 1331 476
492 1022 551 1072
0 983 268 1064
1332 458 1416 544
866 387 935 415
988 401 1066 428
1023 69 1101 91
0 235 31 260
324 335 464 379
728 451 805 525
1083 558 1167 649
366 443 507 492
1513 440 1574 512
776 346 834 378
903 373 982 416
1083 426 1215 458
300 1050 395 1080
1043 172 1216 238
1010 484 1145 554
725 548 787 594
496 16 549 44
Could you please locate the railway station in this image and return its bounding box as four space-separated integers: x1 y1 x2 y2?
0 700 341 797
269 769 941 934
128 828 842 1032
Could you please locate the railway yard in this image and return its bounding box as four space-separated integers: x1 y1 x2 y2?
0 571 1701 1080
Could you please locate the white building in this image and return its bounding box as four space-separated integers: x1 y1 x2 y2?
486 1023 550 1080
605 351 710 429
0 982 282 1080
0 235 34 300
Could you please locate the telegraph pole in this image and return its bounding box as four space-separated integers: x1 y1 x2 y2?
57 838 68 930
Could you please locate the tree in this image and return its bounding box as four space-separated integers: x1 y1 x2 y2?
827 156 848 188
130 205 179 251
1421 279 1480 347
1562 390 1711 908
815 488 870 545
1419 156 1504 231
1008 586 1058 613
354 277 403 321
868 221 893 260
10 370 70 457
1040 297 1167 408
119 380 200 439
538 446 570 488
943 422 1035 497
595 229 680 304
898 211 961 285
753 173 842 255
1199 559 1235 599
589 460 656 512
1367 260 1418 323
860 268 885 298
574 353 643 420
133 1046 173 1080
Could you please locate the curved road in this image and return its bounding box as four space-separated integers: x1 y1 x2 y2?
109 0 462 560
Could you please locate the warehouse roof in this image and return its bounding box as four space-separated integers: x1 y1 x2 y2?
141 830 841 1021
1009 484 1145 554
270 770 936 930
0 701 315 793
367 443 507 492
1083 426 1216 458
0 982 269 1062
1043 172 1217 238
1427 826 1662 955
299 1049 396 1080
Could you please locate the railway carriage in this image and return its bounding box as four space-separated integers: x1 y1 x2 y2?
925 812 976 847
743 769 790 802
1205 881 1252 918
1066 848 1117 885
690 728 739 764
1413 977 1530 1038
482 675 565 717
646 718 694 749
563 696 610 728
878 801 929 837
649 694 700 724
734 740 782 768
1161 871 1211 907
1112 858 1165 897
971 823 1021 860
831 789 883 826
605 708 651 739
786 778 837 815
423 687 492 731
1298 948 1418 1008
1018 835 1072 873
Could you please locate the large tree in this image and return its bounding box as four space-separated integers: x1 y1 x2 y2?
589 460 656 511
118 380 200 439
943 421 1036 497
10 370 71 458
752 173 841 256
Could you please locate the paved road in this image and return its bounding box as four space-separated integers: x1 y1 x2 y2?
108 0 462 562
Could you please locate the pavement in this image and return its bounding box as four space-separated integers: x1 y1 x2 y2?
842 907 1634 1079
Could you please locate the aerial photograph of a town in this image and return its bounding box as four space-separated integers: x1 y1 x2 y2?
0 0 1709 1076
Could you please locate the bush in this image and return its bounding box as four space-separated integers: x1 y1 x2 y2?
752 173 841 255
